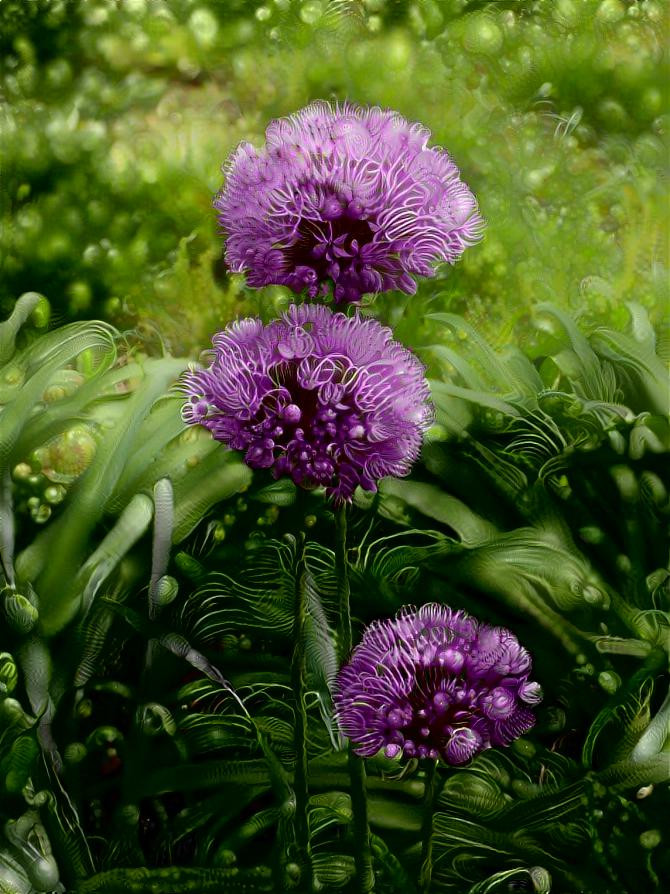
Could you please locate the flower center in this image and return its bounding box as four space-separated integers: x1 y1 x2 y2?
384 675 480 762
243 361 368 490
282 213 377 304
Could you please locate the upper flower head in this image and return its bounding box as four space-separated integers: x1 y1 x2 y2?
181 304 432 502
335 603 541 764
215 101 483 305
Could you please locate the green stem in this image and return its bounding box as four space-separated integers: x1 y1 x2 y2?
291 544 311 889
334 504 374 893
334 502 352 661
419 760 438 893
348 746 375 893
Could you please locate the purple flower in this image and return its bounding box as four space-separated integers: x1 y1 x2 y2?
215 101 483 305
335 603 541 764
181 304 432 502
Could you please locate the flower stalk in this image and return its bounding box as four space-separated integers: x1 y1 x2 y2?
419 759 438 893
335 502 352 662
290 543 312 889
335 504 374 893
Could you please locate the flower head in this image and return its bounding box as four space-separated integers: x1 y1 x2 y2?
215 101 483 304
335 603 541 764
181 304 432 502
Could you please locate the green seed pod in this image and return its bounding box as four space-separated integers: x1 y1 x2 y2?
579 526 606 544
37 425 97 484
154 575 178 606
63 743 87 765
212 523 226 542
598 671 621 694
42 384 67 403
611 465 638 502
33 504 51 524
511 738 536 758
3 592 38 634
12 463 32 481
639 829 662 850
2 364 25 387
0 652 18 694
76 698 93 718
43 485 66 505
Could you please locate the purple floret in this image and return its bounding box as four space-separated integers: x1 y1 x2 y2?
335 603 542 764
181 304 432 502
215 101 484 304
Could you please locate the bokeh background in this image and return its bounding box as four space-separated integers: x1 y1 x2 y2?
1 0 668 353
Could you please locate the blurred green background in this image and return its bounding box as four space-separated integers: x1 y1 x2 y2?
1 0 668 353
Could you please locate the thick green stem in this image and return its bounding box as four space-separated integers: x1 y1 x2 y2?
334 504 374 892
419 760 438 893
348 746 375 893
291 548 311 888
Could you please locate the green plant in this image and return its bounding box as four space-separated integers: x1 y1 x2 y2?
2 296 667 892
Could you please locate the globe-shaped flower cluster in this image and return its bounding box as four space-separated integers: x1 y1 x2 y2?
215 101 483 304
335 603 542 764
182 304 432 502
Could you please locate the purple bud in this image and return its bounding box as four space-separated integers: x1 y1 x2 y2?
482 687 516 720
519 681 543 705
445 728 481 765
438 647 465 673
282 404 302 423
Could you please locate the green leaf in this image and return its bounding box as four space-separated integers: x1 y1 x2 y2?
378 479 497 546
16 356 186 635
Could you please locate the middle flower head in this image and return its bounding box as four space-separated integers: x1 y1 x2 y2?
182 304 433 502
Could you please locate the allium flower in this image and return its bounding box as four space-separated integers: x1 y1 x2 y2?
215 101 483 304
335 603 541 764
181 304 432 502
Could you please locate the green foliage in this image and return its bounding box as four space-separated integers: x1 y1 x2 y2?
2 299 667 891
1 0 667 349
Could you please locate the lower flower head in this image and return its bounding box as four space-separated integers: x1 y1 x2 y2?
335 603 541 764
181 305 432 502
